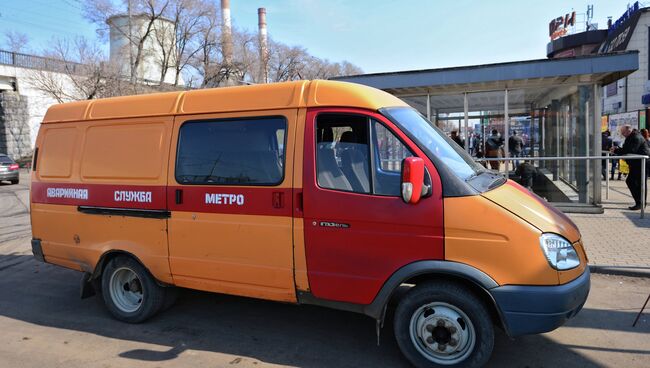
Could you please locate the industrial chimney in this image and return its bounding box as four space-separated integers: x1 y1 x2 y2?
221 0 233 66
258 8 269 83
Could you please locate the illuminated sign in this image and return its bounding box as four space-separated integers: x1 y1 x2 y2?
549 11 576 40
598 2 642 54
609 1 640 35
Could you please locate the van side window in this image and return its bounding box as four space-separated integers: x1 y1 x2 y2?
371 120 413 196
315 114 414 196
316 114 371 193
176 117 287 185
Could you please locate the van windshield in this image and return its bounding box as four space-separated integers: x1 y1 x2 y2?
382 107 484 181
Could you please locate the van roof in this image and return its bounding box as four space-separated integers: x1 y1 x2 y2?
42 80 408 123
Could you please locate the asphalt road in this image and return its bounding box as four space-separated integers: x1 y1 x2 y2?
1 171 649 367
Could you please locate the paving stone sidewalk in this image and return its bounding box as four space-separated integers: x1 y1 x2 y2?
566 179 650 275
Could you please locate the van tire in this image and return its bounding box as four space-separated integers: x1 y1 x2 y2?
161 287 179 311
10 178 18 185
394 281 494 368
101 255 165 323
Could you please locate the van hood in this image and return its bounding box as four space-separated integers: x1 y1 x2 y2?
481 180 581 243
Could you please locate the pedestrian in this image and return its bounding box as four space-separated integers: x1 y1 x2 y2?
450 130 464 148
485 129 504 171
612 124 650 210
508 130 524 170
642 128 650 145
643 129 650 178
601 130 613 180
515 160 536 190
473 134 482 158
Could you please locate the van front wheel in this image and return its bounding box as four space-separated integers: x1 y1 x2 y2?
101 256 165 323
394 282 494 368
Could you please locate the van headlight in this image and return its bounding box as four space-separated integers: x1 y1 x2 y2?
539 233 580 270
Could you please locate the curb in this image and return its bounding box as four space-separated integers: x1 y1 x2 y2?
589 265 650 278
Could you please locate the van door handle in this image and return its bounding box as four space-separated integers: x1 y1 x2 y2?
272 191 284 208
175 189 183 204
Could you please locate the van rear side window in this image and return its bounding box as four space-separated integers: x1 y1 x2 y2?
176 117 287 186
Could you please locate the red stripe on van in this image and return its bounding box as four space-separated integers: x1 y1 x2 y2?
31 182 167 210
32 182 293 217
168 186 292 217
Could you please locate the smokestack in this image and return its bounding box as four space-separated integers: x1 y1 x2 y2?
221 0 233 65
258 8 268 83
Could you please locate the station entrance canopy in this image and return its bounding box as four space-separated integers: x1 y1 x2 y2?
333 52 637 114
333 51 639 209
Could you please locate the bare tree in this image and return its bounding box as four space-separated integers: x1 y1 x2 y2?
27 37 130 102
267 41 309 82
154 0 211 86
82 1 364 87
3 31 30 53
192 2 221 87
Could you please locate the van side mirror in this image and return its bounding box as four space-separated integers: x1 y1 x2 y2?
401 157 425 204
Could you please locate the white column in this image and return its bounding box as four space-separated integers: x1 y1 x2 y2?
464 92 469 153
504 89 509 177
593 83 602 204
585 100 590 200
426 93 431 121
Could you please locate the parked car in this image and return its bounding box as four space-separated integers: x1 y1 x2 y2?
30 80 589 368
0 154 20 184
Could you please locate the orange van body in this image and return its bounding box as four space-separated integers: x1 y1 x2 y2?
30 81 590 363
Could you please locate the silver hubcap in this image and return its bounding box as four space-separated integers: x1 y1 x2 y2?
109 267 143 313
409 302 476 365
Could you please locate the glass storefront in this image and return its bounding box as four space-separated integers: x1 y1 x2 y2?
402 85 600 207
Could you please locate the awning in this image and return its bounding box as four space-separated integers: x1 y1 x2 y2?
332 51 639 97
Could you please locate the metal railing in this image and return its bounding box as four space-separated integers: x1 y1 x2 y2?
475 155 648 219
0 49 83 73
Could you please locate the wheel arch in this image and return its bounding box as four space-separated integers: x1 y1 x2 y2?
364 260 507 332
92 250 170 287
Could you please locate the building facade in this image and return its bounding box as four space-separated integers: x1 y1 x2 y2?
548 2 650 141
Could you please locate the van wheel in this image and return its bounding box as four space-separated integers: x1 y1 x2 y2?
101 255 165 323
394 281 494 368
10 178 18 185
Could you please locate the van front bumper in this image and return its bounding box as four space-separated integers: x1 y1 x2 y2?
489 268 590 336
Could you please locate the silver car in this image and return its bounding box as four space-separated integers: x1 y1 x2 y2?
0 154 20 184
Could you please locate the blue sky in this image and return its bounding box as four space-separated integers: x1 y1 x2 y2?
0 0 631 73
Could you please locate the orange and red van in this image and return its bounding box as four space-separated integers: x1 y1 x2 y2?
30 80 589 368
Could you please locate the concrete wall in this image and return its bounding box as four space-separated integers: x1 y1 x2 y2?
602 79 626 115
0 64 61 153
0 91 31 159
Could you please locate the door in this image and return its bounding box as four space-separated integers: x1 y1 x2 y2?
167 110 297 302
303 108 444 305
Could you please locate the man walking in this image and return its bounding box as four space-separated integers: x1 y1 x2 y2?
613 125 650 210
601 130 613 180
485 129 504 171
508 130 524 170
450 130 464 148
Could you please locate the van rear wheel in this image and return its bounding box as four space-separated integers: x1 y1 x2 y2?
101 255 165 323
394 281 494 368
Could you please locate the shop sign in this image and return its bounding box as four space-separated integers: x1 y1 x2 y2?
549 11 576 40
599 2 642 53
609 2 640 35
640 110 646 129
608 111 639 143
